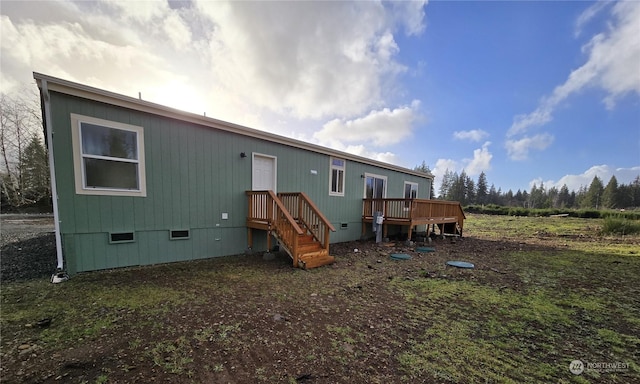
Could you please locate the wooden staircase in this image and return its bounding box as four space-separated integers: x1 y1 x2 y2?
295 232 335 270
246 191 336 269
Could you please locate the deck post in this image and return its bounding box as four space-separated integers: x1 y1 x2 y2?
247 228 253 249
267 230 272 251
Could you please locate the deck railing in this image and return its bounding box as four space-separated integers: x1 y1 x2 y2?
278 192 336 252
363 198 465 231
246 190 303 264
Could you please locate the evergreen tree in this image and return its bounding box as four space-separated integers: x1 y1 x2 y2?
448 171 465 203
439 169 454 199
558 184 570 208
568 191 576 208
488 184 499 205
521 190 529 207
529 183 547 208
503 188 513 206
514 189 524 207
631 176 640 207
574 185 587 208
476 171 488 205
413 161 436 198
465 174 476 205
547 186 559 208
602 176 619 209
413 161 430 174
582 176 604 209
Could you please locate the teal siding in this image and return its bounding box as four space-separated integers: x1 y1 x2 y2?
50 92 432 273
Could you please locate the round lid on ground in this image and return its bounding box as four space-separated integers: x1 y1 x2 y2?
446 260 474 268
390 253 412 260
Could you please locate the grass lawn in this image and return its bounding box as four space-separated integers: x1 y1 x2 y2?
1 214 639 383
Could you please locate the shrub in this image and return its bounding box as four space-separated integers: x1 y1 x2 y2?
574 209 602 219
507 207 529 217
601 217 640 235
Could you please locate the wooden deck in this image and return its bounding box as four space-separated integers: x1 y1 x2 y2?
362 198 465 240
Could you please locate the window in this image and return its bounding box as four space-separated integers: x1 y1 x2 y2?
364 174 387 199
404 182 418 199
170 229 190 240
329 157 345 196
71 114 146 197
404 181 418 209
109 232 135 244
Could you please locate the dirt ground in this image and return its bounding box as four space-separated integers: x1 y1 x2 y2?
1 214 637 383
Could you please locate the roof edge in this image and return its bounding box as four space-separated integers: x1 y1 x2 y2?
33 72 433 179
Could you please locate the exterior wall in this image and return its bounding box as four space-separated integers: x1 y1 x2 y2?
49 92 431 274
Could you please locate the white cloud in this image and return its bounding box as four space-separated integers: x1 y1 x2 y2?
1 0 427 126
432 158 459 194
464 142 492 176
508 1 640 136
343 145 401 166
430 142 493 194
162 12 192 49
574 0 612 37
313 100 420 148
100 0 171 24
390 0 428 36
196 0 424 120
531 165 640 192
505 133 554 161
453 129 489 142
0 1 197 101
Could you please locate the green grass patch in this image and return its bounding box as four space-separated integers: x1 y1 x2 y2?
394 278 571 382
0 275 201 348
464 205 640 220
149 336 194 375
602 217 640 235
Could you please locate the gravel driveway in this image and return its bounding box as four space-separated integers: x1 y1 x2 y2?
1 214 57 282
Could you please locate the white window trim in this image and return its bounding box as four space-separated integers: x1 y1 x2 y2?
70 113 147 197
329 157 346 196
403 181 419 211
363 173 387 198
404 181 419 199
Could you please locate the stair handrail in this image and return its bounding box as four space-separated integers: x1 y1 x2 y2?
299 192 336 232
247 190 304 265
266 191 304 260
278 192 335 252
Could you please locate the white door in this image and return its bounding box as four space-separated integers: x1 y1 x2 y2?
252 154 277 192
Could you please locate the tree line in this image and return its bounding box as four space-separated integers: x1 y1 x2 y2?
1 92 51 211
439 169 640 210
415 162 640 210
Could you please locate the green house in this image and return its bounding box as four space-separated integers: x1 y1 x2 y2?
35 72 441 274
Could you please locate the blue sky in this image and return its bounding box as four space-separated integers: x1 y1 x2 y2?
2 0 638 194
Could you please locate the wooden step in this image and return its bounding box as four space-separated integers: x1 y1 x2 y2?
297 242 323 253
298 248 328 260
297 234 315 244
298 254 335 269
